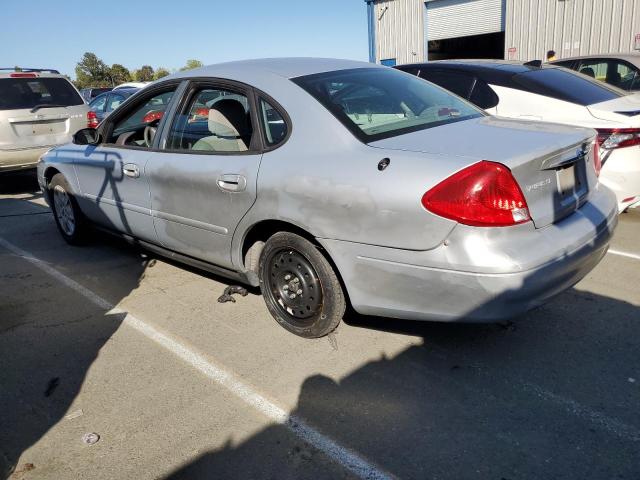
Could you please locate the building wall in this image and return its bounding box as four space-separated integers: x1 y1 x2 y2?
505 0 640 61
373 0 426 64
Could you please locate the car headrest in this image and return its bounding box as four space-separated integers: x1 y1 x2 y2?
580 67 595 78
208 99 249 138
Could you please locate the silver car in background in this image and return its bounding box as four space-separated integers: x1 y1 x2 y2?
0 69 87 172
37 58 618 338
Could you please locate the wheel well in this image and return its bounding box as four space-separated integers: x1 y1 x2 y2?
44 167 60 185
241 220 352 307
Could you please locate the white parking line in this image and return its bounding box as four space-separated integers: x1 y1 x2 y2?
0 237 394 480
608 249 640 261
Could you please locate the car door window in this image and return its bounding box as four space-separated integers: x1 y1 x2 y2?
89 94 107 112
469 78 499 109
259 98 288 147
165 87 253 152
105 93 125 113
106 87 176 147
418 70 474 99
578 60 608 81
614 61 640 91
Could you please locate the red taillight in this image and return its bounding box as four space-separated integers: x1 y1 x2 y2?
422 161 531 227
87 111 99 129
194 107 209 117
596 128 640 150
142 110 164 123
593 138 601 177
10 73 37 78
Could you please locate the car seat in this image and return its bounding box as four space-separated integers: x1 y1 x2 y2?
192 99 250 152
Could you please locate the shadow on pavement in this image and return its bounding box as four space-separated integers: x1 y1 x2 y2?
0 170 40 195
165 291 640 479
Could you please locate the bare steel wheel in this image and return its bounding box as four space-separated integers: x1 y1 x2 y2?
49 173 88 245
259 232 345 338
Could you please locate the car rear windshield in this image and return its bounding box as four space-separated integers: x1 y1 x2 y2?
292 68 483 142
513 67 626 106
0 77 84 110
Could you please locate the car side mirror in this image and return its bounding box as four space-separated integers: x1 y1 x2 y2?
73 128 101 145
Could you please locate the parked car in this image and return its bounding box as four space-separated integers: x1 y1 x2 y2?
87 87 139 128
0 68 88 173
80 87 112 103
396 60 640 211
551 54 640 92
38 58 617 338
113 82 149 90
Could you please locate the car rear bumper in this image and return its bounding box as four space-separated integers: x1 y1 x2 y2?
0 145 57 172
599 145 640 212
320 185 618 322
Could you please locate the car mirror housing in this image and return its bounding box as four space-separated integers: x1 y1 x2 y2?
73 128 101 146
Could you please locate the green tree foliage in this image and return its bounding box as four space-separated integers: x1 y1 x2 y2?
134 65 155 82
154 67 171 80
75 52 110 88
180 59 203 71
108 64 131 85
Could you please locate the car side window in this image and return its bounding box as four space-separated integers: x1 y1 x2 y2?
89 94 107 112
165 87 253 152
259 98 288 147
577 60 608 80
105 94 125 113
614 61 639 91
106 87 176 147
469 78 499 109
418 70 474 100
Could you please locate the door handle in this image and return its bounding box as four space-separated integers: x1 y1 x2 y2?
217 174 247 192
123 163 140 178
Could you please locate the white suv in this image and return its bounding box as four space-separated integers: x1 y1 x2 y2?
0 68 88 172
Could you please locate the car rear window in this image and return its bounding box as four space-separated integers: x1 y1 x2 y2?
0 77 84 111
513 67 626 106
292 68 483 142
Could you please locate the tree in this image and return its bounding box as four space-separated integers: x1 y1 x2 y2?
180 59 203 71
108 64 131 85
75 52 110 88
134 65 155 82
154 67 171 80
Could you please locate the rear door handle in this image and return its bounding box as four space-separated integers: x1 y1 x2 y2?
123 163 140 178
217 174 247 192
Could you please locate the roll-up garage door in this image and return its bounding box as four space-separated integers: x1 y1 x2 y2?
425 0 505 41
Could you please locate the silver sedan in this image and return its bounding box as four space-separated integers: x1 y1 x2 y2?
38 58 618 338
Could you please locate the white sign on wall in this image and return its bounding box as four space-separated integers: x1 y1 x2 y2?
635 33 640 50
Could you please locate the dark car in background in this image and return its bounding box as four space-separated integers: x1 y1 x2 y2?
80 87 113 103
87 87 139 128
551 54 640 92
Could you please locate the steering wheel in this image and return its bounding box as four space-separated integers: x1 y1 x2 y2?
143 125 157 148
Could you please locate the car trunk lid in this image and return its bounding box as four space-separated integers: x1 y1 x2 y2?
587 93 640 124
369 116 598 229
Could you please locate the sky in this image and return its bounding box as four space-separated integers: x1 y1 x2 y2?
2 0 369 78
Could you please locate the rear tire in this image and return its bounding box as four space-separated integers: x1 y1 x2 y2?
259 232 345 338
49 173 88 245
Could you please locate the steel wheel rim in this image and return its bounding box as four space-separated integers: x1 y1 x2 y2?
266 248 323 326
53 185 75 236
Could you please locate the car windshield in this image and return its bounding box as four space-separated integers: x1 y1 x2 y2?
513 67 628 106
0 77 84 110
293 68 483 142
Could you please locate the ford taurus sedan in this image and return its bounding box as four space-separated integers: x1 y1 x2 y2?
37 58 618 338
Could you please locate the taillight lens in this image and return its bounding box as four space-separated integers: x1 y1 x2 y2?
87 111 99 128
142 110 164 123
422 161 531 227
597 128 640 150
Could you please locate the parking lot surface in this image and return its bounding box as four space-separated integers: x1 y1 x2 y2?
1 171 639 480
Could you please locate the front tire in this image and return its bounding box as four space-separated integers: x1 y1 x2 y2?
49 173 88 245
259 232 345 338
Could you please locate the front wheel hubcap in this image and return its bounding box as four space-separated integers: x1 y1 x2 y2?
267 249 322 323
53 185 76 236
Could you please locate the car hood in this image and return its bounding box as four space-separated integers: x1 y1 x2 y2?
587 93 640 125
368 115 595 164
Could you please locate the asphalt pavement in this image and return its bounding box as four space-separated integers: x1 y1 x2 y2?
1 171 638 480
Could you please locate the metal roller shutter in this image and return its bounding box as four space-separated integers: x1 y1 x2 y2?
425 0 505 41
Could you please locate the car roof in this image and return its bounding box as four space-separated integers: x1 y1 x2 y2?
166 57 383 82
399 59 561 74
